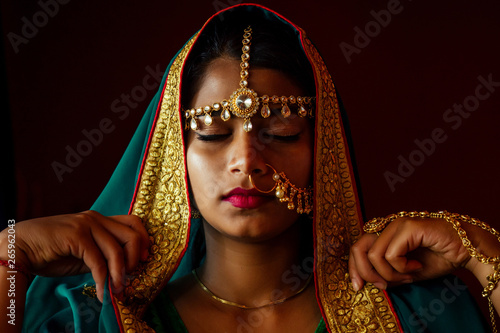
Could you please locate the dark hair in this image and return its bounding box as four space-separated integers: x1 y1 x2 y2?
181 7 315 107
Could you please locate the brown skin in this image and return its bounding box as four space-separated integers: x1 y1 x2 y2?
1 57 499 332
169 57 321 332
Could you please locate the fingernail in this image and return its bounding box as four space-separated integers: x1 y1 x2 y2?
352 278 361 291
95 283 103 303
374 282 387 290
401 279 413 284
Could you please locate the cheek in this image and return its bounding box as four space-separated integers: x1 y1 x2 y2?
186 146 222 207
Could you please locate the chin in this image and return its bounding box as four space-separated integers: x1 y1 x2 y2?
207 213 299 243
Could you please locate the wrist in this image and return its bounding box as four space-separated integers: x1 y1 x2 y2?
466 256 492 286
0 225 32 275
0 260 32 281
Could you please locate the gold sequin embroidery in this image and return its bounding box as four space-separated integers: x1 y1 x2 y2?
302 33 401 332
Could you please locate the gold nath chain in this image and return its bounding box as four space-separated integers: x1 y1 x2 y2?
192 269 313 310
364 210 500 333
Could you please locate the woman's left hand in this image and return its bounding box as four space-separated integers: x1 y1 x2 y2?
348 216 471 291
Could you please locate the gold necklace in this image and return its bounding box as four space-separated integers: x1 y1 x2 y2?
192 269 313 310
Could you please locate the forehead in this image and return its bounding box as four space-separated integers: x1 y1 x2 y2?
189 57 305 109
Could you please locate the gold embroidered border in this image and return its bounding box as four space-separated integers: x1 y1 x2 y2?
302 34 401 333
113 35 198 332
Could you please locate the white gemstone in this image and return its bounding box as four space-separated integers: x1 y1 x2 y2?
190 118 198 130
204 113 213 126
221 109 231 121
243 119 253 132
236 94 252 110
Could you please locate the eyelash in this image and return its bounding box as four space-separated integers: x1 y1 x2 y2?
263 133 301 142
195 133 230 142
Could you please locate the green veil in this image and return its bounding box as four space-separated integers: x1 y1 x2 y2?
23 4 488 333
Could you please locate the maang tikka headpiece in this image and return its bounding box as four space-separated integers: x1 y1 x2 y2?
185 26 315 132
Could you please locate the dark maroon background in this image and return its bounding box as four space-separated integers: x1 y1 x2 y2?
2 0 500 323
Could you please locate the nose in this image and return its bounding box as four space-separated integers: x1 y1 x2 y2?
227 127 267 177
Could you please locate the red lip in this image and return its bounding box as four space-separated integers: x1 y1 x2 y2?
222 187 273 209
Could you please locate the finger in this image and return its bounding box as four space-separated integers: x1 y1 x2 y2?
350 235 388 289
348 251 364 291
368 225 414 283
90 213 148 272
111 214 150 253
75 235 109 303
385 226 424 274
87 223 127 293
108 214 150 265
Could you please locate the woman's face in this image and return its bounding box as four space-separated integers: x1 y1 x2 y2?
186 57 313 242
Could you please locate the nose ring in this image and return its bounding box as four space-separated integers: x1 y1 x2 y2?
248 164 313 214
248 164 279 193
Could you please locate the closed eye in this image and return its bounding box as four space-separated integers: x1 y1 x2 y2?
262 133 301 142
195 133 231 142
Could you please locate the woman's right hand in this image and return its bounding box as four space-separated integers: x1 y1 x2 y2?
0 210 150 301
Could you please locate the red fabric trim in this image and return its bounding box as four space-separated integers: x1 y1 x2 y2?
384 289 404 330
108 276 125 333
307 36 332 333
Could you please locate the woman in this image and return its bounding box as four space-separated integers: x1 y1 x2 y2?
1 4 498 332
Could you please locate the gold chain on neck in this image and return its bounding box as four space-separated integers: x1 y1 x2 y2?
192 269 313 310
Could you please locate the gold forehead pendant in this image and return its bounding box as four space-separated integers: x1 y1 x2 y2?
184 26 315 132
